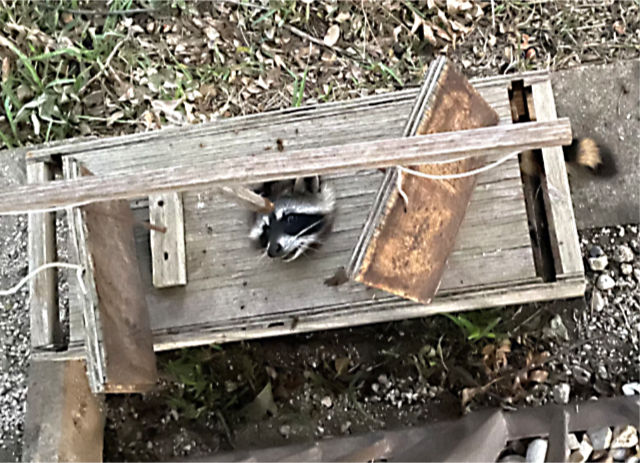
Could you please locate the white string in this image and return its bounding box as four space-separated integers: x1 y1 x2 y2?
395 150 521 206
399 150 520 180
0 262 86 297
0 200 95 216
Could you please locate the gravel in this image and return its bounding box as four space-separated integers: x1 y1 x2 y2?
0 154 28 462
596 274 616 291
552 383 571 405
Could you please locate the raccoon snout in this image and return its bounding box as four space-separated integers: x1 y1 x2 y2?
267 242 284 258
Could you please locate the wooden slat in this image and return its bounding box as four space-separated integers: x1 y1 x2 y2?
4 120 571 214
530 81 584 277
66 160 157 393
26 162 61 348
149 192 187 288
22 360 105 462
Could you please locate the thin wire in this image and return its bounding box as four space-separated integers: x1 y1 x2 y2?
0 262 86 297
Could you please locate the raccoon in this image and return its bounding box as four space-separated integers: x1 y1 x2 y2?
249 176 335 262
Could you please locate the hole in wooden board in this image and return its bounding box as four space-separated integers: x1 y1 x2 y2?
163 251 169 261
158 200 164 207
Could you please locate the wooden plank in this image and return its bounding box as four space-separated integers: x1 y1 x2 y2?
349 58 501 303
530 81 584 277
3 119 572 214
22 360 105 462
26 162 61 348
149 192 187 288
66 160 157 393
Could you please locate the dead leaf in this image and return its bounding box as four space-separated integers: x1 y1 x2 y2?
528 369 549 383
613 21 625 35
324 24 340 47
461 386 479 406
106 110 125 126
243 382 277 420
422 23 438 46
1 57 9 83
334 357 350 376
446 0 473 14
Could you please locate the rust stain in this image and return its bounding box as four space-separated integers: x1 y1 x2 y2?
355 61 499 303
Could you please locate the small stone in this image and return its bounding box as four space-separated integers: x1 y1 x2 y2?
589 255 609 271
596 274 616 291
569 438 593 462
620 263 633 275
590 245 604 257
621 382 640 395
613 245 634 263
610 425 638 448
610 448 628 460
543 314 570 341
597 364 609 380
634 268 640 282
320 396 333 408
591 290 606 312
588 427 613 450
371 383 380 394
553 382 571 404
377 374 390 387
572 365 592 385
568 433 581 450
340 421 352 434
525 438 548 463
279 424 291 438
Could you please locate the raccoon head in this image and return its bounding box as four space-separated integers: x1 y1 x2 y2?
249 178 335 262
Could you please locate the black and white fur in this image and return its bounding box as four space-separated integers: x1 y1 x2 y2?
249 177 335 262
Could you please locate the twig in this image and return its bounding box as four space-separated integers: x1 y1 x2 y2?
58 7 158 16
285 25 363 64
79 39 126 94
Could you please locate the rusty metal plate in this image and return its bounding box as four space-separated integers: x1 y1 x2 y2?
349 58 500 304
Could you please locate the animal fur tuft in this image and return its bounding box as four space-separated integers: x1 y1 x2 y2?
574 137 601 170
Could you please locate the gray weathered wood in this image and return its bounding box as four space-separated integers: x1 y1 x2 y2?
22 360 105 462
4 119 571 214
531 81 584 278
149 192 187 288
26 162 61 348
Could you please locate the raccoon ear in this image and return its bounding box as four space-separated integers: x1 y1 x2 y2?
293 177 306 194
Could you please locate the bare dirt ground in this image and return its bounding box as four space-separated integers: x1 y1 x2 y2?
0 1 639 461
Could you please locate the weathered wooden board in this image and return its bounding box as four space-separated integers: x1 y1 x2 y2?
1 120 570 214
530 80 584 279
26 162 61 348
22 360 105 462
349 57 501 304
66 160 157 393
38 77 555 358
149 192 187 288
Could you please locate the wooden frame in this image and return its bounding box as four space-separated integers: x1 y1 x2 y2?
24 70 585 363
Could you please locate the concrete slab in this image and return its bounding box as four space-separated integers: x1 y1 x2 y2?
552 59 639 229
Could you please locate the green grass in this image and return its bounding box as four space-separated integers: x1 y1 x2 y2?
443 310 503 342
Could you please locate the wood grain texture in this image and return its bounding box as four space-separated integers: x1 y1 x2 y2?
22 360 105 462
66 160 157 393
3 120 571 214
149 192 187 288
26 162 61 348
350 58 501 303
531 81 584 278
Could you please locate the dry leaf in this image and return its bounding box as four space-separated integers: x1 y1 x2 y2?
324 25 340 47
613 21 625 35
334 357 350 376
106 110 124 126
422 23 438 46
528 369 549 383
446 0 473 14
1 57 10 83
